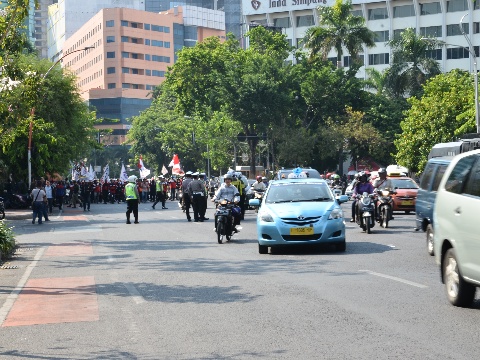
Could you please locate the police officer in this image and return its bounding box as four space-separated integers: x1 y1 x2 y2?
152 176 163 210
125 175 140 224
231 172 246 220
188 172 208 222
182 171 194 222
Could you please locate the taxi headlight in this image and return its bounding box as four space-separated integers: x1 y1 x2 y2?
259 210 274 222
328 208 344 220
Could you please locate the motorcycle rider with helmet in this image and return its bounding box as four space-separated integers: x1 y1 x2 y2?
350 171 375 223
212 174 241 231
372 168 394 221
252 175 266 192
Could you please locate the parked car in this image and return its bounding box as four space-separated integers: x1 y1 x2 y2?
388 176 419 213
249 178 349 254
434 149 480 307
415 156 452 255
275 168 321 180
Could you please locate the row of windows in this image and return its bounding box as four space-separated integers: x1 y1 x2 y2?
107 67 166 77
106 36 171 48
75 54 103 75
106 51 171 63
67 22 102 54
106 20 170 33
107 83 159 90
78 69 103 87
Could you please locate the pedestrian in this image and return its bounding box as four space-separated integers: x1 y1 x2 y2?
161 176 168 209
81 180 92 211
169 177 177 200
31 180 46 225
152 176 163 210
188 172 208 222
44 180 54 215
181 171 193 221
125 175 140 224
55 181 66 210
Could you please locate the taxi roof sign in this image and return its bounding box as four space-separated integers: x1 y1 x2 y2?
386 164 408 177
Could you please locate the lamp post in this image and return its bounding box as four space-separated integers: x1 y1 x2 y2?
422 31 479 134
28 46 94 189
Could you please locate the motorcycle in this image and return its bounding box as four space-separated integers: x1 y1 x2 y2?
0 196 5 220
208 185 217 199
355 192 376 234
4 193 30 209
214 199 238 244
252 189 265 212
376 189 395 228
331 185 343 199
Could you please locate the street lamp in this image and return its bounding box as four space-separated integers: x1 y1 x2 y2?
422 30 479 134
28 46 94 189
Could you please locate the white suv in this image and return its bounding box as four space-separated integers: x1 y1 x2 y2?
434 149 480 307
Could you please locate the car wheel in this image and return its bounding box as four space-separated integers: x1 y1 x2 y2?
258 243 268 254
336 241 346 252
426 224 434 256
443 248 476 307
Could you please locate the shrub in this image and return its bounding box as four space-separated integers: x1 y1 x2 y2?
0 220 16 260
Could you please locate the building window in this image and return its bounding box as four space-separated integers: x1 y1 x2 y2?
393 5 415 18
393 29 406 39
164 26 170 33
474 22 480 34
131 53 139 59
368 8 388 20
373 30 389 42
145 23 150 30
296 15 314 27
145 54 151 61
122 83 130 89
146 85 153 90
420 26 442 37
447 23 469 36
447 0 468 12
344 55 364 67
122 67 129 74
132 68 139 74
131 38 139 44
420 2 441 15
131 22 138 28
368 53 389 65
151 25 165 32
446 46 479 59
108 83 116 89
106 36 115 43
122 52 129 58
273 17 291 28
107 67 116 74
164 42 170 48
152 40 163 47
106 51 115 58
351 10 363 17
152 70 165 77
425 49 442 60
145 39 150 45
121 20 129 27
121 36 129 42
106 20 114 27
146 69 151 76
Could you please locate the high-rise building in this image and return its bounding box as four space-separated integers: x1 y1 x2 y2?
1 0 36 49
62 6 225 145
34 0 56 59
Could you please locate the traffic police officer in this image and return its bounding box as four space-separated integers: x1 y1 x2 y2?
125 175 140 224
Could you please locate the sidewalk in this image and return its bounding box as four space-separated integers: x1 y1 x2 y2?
4 209 33 221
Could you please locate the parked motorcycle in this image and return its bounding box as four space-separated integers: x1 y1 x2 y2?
4 193 30 209
376 189 395 228
355 192 376 234
0 196 5 220
214 199 237 244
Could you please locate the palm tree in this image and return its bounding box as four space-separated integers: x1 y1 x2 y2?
365 68 387 96
303 0 375 69
385 28 442 98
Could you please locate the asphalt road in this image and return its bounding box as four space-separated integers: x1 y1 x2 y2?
1 199 479 359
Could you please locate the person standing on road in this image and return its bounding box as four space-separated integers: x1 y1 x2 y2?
55 181 66 211
31 180 46 225
152 176 164 210
181 171 193 222
81 180 92 211
125 175 140 224
188 172 208 222
44 180 54 215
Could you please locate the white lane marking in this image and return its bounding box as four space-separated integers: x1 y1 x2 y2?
0 247 46 325
49 225 102 234
107 256 115 263
124 283 146 304
359 270 428 288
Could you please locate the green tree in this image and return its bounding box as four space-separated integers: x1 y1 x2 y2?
303 0 375 70
385 28 442 98
395 70 475 173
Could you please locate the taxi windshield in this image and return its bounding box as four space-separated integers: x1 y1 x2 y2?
266 183 333 203
390 178 419 189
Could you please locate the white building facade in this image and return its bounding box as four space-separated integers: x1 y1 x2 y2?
242 0 480 78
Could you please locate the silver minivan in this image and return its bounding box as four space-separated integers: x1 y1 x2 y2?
434 149 480 307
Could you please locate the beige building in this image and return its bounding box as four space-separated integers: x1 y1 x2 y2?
62 6 225 144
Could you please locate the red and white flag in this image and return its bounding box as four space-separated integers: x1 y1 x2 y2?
168 154 184 175
137 155 151 179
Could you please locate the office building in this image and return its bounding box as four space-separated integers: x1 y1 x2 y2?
242 0 480 78
62 6 225 144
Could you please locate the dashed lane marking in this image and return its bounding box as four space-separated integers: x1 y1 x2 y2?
359 270 428 288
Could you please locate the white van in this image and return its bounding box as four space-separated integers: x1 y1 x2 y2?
433 149 480 307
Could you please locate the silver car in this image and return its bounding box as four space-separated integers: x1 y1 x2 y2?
434 149 480 307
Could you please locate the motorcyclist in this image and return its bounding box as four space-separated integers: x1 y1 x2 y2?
212 173 241 231
372 168 394 221
350 171 375 223
252 175 266 192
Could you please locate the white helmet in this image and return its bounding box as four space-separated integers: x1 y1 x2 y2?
128 175 137 183
235 172 242 178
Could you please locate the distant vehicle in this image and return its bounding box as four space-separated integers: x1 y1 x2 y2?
249 178 349 254
434 149 480 307
275 168 321 180
387 176 419 213
415 156 452 256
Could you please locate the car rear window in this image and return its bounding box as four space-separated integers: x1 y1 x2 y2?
431 165 447 192
391 178 419 189
420 163 435 190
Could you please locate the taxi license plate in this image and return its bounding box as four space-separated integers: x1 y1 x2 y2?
401 200 413 206
290 227 314 235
